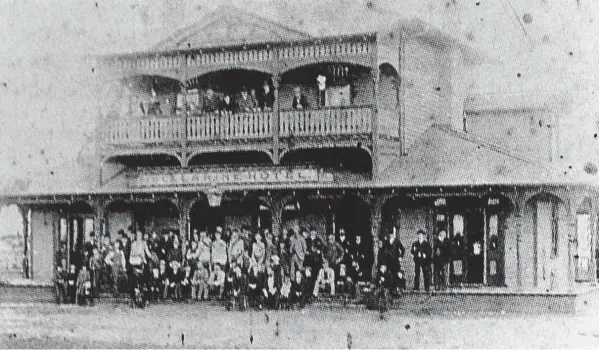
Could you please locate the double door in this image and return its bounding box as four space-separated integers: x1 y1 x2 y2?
439 208 505 286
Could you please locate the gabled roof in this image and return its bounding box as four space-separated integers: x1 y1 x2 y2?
152 5 313 51
375 125 587 188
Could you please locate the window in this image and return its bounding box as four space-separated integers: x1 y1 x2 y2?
576 213 592 281
452 214 464 236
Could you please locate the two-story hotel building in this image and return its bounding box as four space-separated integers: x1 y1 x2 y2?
2 6 598 310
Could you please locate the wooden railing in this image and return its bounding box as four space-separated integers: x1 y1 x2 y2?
105 34 376 72
187 111 273 141
279 106 373 137
103 106 374 146
105 117 184 145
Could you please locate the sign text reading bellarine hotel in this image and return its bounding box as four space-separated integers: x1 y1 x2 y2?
130 168 334 188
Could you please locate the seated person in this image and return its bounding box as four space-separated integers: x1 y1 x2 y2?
154 260 170 301
247 265 264 309
180 265 193 301
279 274 292 310
350 260 371 294
208 263 226 300
226 265 247 311
336 263 355 298
262 267 280 310
66 264 78 304
313 259 335 298
290 270 304 308
168 261 184 301
236 88 257 113
192 262 210 301
292 86 309 110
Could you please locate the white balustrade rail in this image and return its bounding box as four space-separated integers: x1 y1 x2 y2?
108 37 374 71
105 117 184 145
187 111 273 141
279 106 373 137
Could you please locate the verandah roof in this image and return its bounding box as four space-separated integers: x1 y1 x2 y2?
1 125 595 199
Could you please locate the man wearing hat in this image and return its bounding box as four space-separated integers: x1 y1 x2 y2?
383 226 405 294
236 86 256 112
410 230 432 292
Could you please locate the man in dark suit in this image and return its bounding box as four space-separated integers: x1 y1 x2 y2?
433 230 451 291
259 81 275 111
291 86 309 110
410 230 432 292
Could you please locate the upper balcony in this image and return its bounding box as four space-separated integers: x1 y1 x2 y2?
96 33 402 170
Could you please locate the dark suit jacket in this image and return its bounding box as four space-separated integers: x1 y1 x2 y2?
292 95 309 110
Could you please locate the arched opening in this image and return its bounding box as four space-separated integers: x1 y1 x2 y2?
188 150 272 167
136 200 180 236
281 62 373 109
185 69 273 114
105 199 180 240
280 147 372 174
281 194 372 275
378 63 399 110
0 204 27 281
105 154 182 168
113 75 183 119
523 192 564 290
189 196 269 239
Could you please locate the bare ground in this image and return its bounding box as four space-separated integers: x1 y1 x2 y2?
1 301 599 349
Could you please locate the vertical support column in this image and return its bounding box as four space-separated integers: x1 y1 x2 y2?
272 74 281 165
178 196 193 242
18 204 31 279
371 68 380 178
370 194 385 281
264 192 292 238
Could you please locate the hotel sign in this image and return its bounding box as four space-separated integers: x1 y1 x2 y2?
130 168 334 188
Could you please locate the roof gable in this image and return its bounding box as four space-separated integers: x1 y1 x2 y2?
153 6 312 51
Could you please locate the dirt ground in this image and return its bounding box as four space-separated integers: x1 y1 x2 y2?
2 301 599 349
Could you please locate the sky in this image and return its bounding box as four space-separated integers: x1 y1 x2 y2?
0 0 597 180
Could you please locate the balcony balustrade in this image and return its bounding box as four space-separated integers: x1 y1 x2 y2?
102 106 373 149
187 111 273 141
279 106 373 137
105 117 184 145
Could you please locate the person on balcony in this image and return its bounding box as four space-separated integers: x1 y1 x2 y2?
250 88 261 112
202 88 219 113
219 94 235 114
236 87 257 113
291 86 309 110
260 81 275 111
147 89 163 116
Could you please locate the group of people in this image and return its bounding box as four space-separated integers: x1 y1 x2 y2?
53 225 373 310
53 223 470 313
144 79 317 118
